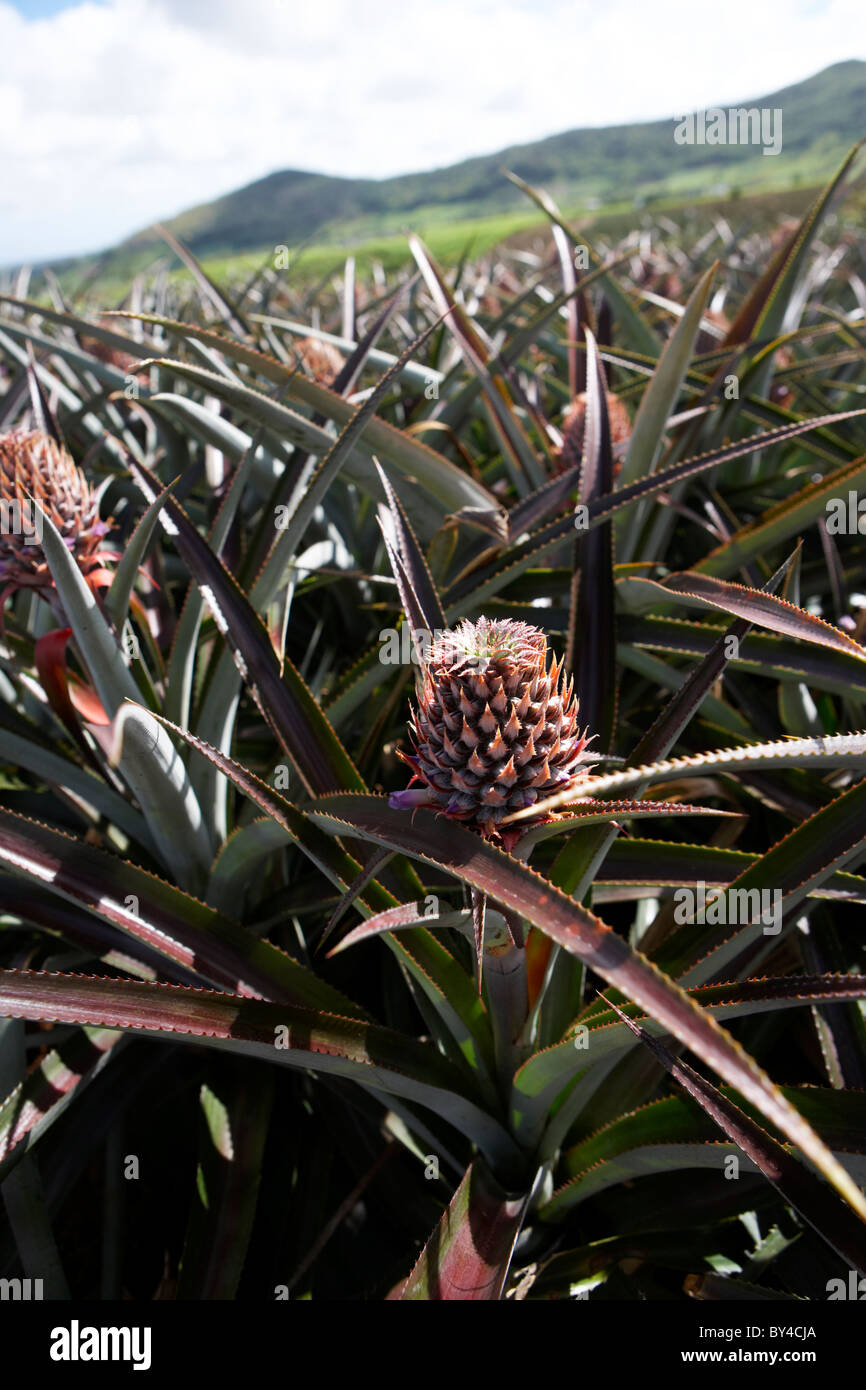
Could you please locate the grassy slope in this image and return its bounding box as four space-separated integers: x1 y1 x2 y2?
59 183 839 307
49 60 864 302
132 60 864 254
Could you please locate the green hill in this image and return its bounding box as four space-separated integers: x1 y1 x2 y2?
67 59 864 285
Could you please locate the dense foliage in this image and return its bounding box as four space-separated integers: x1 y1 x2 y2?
1 149 866 1300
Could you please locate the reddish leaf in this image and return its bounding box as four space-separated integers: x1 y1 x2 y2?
34 629 108 761
396 1159 528 1300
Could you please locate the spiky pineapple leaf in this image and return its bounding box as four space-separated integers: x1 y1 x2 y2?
0 720 152 852
303 793 866 1219
176 1062 273 1299
659 776 866 984
594 839 866 902
618 614 866 700
145 715 495 1085
33 498 213 892
0 1026 122 1182
0 806 364 1016
568 328 616 750
514 975 866 1157
535 554 793 927
448 408 866 613
409 232 544 493
110 311 502 519
514 800 739 854
618 571 866 661
694 453 866 580
154 222 251 336
104 480 176 630
507 732 866 824
327 902 473 955
591 994 866 1272
374 458 446 634
147 711 393 910
723 144 862 354
544 1080 866 1255
126 460 365 798
618 260 717 502
0 971 521 1172
254 309 448 581
503 169 661 358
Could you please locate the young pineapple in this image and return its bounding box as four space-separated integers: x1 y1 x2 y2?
390 617 593 845
0 429 109 600
554 391 631 476
295 336 344 386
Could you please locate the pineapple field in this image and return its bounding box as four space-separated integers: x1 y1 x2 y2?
1 146 866 1315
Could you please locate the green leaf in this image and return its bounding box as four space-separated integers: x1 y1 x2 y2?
502 170 661 358
594 838 866 903
154 222 251 336
126 463 366 798
255 310 448 582
516 975 866 1160
409 232 544 493
544 1083 866 1241
0 294 159 363
0 725 152 852
660 777 866 985
374 458 446 633
694 453 866 580
0 805 363 1016
164 418 266 730
684 1273 803 1301
507 732 866 825
514 800 738 855
1 1150 70 1299
207 818 296 913
537 557 792 914
618 614 866 700
114 312 502 520
304 794 866 1220
104 481 176 631
626 552 795 769
448 408 866 614
148 718 494 1086
389 926 499 1095
0 1026 122 1182
724 144 862 358
177 1062 273 1299
569 328 616 751
149 713 395 913
0 971 521 1173
33 499 213 892
618 262 717 557
591 994 866 1272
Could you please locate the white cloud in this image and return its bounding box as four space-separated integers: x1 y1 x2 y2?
0 0 862 262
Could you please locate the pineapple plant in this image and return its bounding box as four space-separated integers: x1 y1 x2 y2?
0 146 865 1312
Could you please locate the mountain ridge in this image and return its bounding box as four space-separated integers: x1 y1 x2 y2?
107 60 866 264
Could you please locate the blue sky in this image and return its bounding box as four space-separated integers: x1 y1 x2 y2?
0 0 862 264
7 0 100 15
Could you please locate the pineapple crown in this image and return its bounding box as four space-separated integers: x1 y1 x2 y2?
426 617 545 677
391 617 594 847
